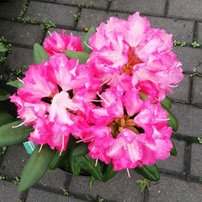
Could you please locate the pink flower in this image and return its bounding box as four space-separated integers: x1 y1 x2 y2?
43 30 83 56
86 92 173 170
88 12 183 101
11 54 93 152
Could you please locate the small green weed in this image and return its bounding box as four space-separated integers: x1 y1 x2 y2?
40 20 56 30
135 179 150 192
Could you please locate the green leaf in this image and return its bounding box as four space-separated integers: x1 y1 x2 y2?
0 120 33 147
64 50 90 64
0 112 14 127
33 43 48 64
7 80 23 88
170 141 177 156
0 42 9 52
103 163 116 182
49 150 69 170
79 155 103 181
162 105 178 132
0 88 9 101
18 145 56 192
70 143 103 180
135 164 160 181
70 143 88 175
82 27 96 53
161 96 172 109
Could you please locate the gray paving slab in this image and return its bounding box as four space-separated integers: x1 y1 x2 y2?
38 169 69 190
173 46 202 73
191 143 202 177
56 0 109 9
0 20 44 46
32 0 55 2
157 139 185 173
168 0 202 20
77 9 129 29
0 0 26 19
27 188 84 202
197 23 202 44
6 46 33 71
0 145 29 177
69 171 144 202
26 1 79 27
0 181 20 202
149 174 202 202
110 0 166 16
192 76 202 105
169 74 190 103
172 103 202 137
148 16 194 42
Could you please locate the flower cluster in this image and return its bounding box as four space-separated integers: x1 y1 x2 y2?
11 13 183 171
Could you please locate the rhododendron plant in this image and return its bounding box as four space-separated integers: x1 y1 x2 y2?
0 12 183 192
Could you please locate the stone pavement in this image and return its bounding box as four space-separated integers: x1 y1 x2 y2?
0 0 202 201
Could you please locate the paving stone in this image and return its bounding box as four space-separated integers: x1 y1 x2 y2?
192 76 202 105
157 139 185 173
69 171 144 201
149 174 202 202
38 169 69 190
77 9 129 29
197 23 202 44
110 0 166 16
26 1 79 27
0 0 26 19
169 74 189 103
27 188 84 202
172 103 202 137
0 20 44 46
0 145 29 177
32 0 55 2
168 0 202 20
6 46 33 71
47 28 85 39
148 16 194 42
191 143 202 177
56 0 108 9
173 46 202 73
0 181 19 202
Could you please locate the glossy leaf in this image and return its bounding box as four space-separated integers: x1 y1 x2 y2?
33 43 48 64
49 150 69 170
79 155 103 181
161 96 172 109
0 112 14 127
7 80 23 88
82 27 96 53
135 164 160 181
70 143 88 175
70 143 103 180
18 145 56 192
162 105 178 132
170 141 177 156
64 50 90 64
0 120 33 147
103 163 116 182
0 88 9 101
